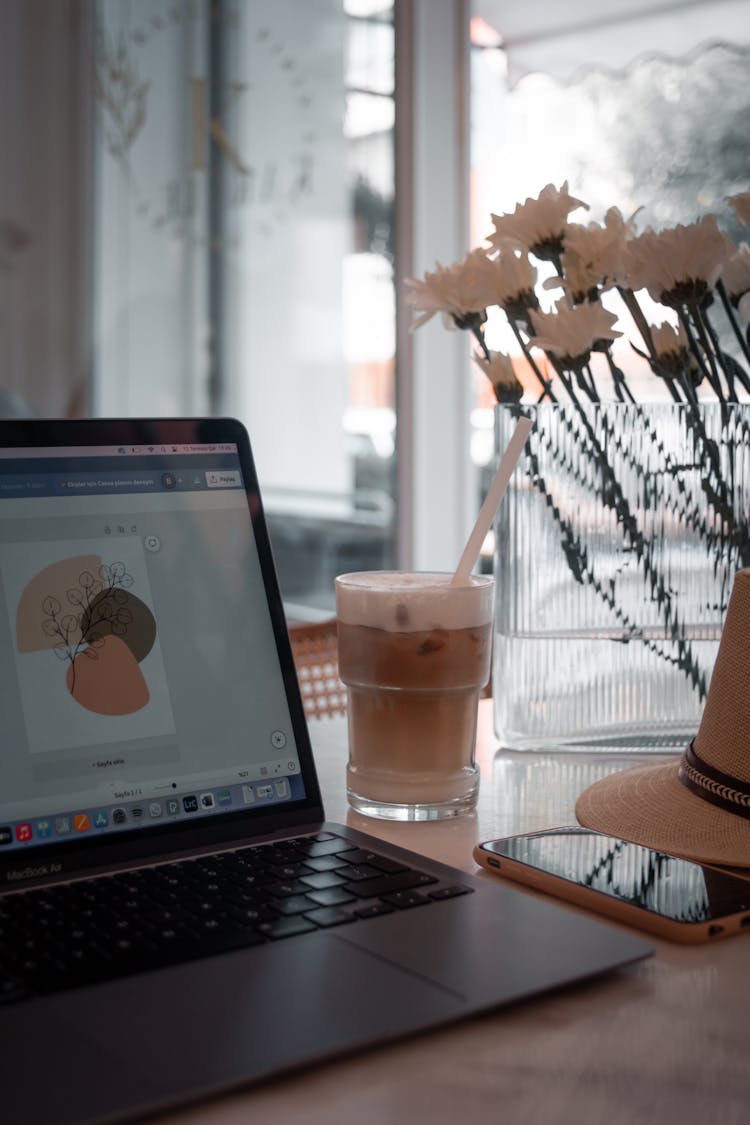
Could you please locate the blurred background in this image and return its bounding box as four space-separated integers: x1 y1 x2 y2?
1 0 749 617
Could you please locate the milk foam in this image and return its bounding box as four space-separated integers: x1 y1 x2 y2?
335 572 493 632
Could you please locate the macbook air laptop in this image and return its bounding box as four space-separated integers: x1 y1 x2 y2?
0 418 651 1124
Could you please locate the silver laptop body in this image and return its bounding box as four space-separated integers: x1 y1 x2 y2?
0 418 651 1124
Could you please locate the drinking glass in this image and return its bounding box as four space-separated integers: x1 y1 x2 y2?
336 571 493 820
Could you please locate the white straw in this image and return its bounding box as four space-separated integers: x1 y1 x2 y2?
451 415 534 587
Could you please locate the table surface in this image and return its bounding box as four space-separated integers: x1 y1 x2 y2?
163 701 750 1125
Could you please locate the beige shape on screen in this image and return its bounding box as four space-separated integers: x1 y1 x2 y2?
66 634 150 715
16 555 103 652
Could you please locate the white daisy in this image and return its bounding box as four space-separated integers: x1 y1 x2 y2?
404 248 489 329
648 322 693 379
651 321 688 358
528 300 621 367
721 244 750 301
474 350 523 402
546 207 633 301
471 248 538 316
624 216 735 307
486 181 589 261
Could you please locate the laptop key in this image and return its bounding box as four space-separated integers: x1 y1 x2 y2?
257 848 299 868
228 889 266 907
273 895 319 916
345 871 438 898
228 904 280 926
139 903 193 925
305 887 356 908
199 918 230 934
225 871 265 890
303 907 355 928
335 864 382 881
334 848 375 865
298 839 350 858
267 879 310 898
256 916 318 940
270 863 314 879
20 928 270 996
428 886 475 901
302 854 346 873
190 899 224 915
336 849 409 874
146 929 265 963
365 856 412 875
354 902 395 919
299 871 347 891
381 891 431 909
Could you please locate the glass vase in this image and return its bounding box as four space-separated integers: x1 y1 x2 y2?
493 401 750 752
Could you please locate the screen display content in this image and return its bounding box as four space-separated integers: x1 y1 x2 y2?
484 829 750 923
0 437 306 857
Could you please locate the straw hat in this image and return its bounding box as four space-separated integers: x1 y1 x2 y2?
576 568 750 868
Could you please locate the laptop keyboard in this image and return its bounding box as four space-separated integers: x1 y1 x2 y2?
0 832 473 1005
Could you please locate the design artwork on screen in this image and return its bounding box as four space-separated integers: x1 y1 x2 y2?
15 556 157 716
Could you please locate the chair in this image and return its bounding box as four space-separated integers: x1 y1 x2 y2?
288 617 491 717
288 619 347 720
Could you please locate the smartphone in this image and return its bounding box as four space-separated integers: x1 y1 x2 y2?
474 827 750 943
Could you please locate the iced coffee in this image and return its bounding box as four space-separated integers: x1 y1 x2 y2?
335 572 493 820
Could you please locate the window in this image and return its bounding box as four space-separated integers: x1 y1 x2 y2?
92 0 396 616
1 1 476 600
470 1 750 399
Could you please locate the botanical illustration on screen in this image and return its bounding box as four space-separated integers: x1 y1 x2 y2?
0 537 176 754
15 555 156 716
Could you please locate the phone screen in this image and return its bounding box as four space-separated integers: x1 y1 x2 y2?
483 828 750 923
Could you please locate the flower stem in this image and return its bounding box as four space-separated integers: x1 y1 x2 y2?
471 324 492 363
584 362 601 401
553 400 708 678
573 363 599 403
661 373 686 403
604 349 636 403
508 320 558 402
702 293 750 398
516 436 707 701
716 279 750 369
699 307 739 402
548 357 583 406
693 301 737 403
678 308 726 402
618 286 658 360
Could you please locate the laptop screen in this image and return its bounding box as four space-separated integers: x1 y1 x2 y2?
0 420 319 869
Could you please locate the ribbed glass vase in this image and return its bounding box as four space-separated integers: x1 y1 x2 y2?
493 401 750 751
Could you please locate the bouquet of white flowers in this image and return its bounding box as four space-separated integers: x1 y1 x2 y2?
406 181 750 407
405 185 750 750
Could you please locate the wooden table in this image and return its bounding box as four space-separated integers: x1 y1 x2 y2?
165 701 750 1125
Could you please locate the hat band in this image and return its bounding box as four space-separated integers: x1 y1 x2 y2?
678 741 750 821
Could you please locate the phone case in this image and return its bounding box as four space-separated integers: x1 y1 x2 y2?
474 838 750 944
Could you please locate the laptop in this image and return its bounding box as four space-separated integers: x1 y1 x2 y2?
0 417 651 1124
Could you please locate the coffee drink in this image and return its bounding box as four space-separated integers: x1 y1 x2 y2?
335 572 493 818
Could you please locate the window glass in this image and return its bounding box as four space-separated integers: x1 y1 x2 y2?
92 0 396 616
469 3 750 470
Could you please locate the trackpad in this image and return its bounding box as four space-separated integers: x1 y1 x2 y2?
43 934 462 1121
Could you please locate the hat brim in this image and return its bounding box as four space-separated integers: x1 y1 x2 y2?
575 758 750 868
